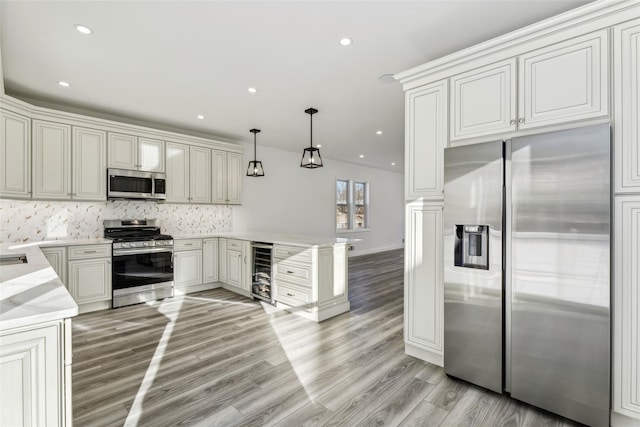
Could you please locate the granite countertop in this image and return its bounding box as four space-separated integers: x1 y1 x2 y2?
171 232 361 248
0 243 78 331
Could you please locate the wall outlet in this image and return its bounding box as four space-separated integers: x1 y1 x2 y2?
349 245 355 251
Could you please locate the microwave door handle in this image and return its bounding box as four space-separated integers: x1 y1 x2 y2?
151 176 155 196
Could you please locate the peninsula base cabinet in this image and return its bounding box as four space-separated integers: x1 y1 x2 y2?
41 246 67 285
273 244 349 322
0 318 73 427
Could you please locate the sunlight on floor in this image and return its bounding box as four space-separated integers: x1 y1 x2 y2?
123 296 185 426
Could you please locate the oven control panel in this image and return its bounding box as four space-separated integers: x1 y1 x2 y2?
113 240 174 250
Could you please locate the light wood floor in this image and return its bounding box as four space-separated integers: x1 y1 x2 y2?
72 249 582 426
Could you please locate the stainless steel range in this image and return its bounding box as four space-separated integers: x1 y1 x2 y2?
104 219 174 308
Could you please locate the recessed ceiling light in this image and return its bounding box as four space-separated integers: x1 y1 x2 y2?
378 74 396 83
75 24 93 35
58 81 70 87
339 38 352 46
359 154 364 158
376 130 383 135
391 162 396 166
248 87 257 93
197 115 205 120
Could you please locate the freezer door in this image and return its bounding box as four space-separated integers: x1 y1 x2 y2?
443 140 503 393
510 124 610 427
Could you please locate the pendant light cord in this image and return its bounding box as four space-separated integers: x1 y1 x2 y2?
309 113 313 148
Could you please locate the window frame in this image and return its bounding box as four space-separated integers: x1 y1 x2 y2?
335 178 370 233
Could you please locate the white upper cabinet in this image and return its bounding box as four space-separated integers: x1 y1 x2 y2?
0 109 31 198
138 137 165 172
450 59 516 141
107 133 137 169
226 152 242 205
108 132 165 172
212 150 242 205
405 80 448 201
189 146 211 203
614 18 640 193
32 120 71 200
72 127 106 201
518 29 609 129
165 141 190 203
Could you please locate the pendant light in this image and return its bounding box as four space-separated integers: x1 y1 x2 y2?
246 128 265 177
300 107 323 168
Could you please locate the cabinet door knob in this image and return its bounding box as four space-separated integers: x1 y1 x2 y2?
510 119 516 125
518 118 525 124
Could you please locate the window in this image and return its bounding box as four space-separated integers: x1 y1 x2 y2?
336 179 369 232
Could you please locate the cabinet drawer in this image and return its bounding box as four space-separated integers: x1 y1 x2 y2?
226 239 242 251
68 244 111 260
274 245 311 262
174 239 202 251
277 283 310 307
275 261 311 286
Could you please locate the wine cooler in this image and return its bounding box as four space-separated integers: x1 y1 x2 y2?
251 242 273 304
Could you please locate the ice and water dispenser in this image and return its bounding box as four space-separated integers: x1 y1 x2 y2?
454 225 489 270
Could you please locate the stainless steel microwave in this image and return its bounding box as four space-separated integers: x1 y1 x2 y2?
107 168 166 201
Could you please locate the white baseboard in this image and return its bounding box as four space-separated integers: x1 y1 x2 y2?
611 411 640 427
405 342 444 367
349 244 404 257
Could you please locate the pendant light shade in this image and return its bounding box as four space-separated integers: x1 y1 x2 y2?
300 107 323 168
246 128 265 177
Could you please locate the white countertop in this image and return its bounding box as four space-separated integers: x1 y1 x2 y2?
171 232 360 248
0 243 78 331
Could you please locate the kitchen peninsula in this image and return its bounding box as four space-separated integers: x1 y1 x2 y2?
0 243 78 426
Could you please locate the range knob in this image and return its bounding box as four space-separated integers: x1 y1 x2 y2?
121 243 131 249
144 241 155 247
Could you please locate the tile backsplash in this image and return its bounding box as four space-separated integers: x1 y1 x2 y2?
0 199 232 242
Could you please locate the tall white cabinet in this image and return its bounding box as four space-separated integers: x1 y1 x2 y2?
612 17 640 425
72 127 106 201
32 120 71 200
396 2 640 426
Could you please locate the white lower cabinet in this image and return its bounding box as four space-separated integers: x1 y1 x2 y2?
613 196 640 425
404 201 444 366
68 258 111 305
202 238 219 283
0 320 72 427
173 239 203 289
226 244 243 289
41 246 67 285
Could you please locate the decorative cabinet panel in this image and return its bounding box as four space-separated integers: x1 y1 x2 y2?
0 109 31 198
72 127 106 201
518 29 608 130
32 120 71 200
0 324 62 426
405 80 448 201
450 59 516 141
108 133 165 172
189 146 211 203
41 246 67 285
218 238 228 283
614 18 640 193
165 141 190 203
404 201 443 366
68 258 111 305
613 197 640 422
241 240 251 291
202 238 219 283
212 150 242 205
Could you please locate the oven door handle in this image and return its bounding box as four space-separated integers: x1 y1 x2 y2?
113 248 174 256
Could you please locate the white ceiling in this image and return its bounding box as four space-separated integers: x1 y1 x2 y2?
0 0 590 172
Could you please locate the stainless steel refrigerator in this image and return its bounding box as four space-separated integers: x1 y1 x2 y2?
443 123 610 427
